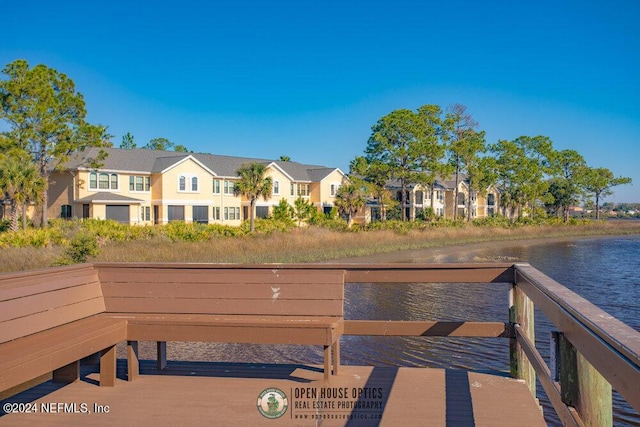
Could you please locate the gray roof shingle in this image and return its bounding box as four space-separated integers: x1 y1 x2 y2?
64 147 341 182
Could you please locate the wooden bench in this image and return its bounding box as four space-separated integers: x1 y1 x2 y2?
96 264 345 380
0 264 127 395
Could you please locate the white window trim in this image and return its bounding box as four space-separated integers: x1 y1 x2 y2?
178 174 199 193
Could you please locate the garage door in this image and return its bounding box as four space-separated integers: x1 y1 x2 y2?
106 205 130 223
193 206 208 224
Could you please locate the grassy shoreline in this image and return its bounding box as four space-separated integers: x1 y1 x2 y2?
1 221 639 273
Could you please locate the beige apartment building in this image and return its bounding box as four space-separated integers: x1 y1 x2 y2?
47 147 348 225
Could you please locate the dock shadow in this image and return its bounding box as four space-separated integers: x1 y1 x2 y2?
137 359 321 383
445 369 475 427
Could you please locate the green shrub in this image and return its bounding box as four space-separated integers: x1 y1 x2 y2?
63 231 99 264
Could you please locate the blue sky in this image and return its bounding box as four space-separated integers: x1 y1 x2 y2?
3 0 639 201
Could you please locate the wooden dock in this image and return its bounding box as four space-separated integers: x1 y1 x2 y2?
1 262 639 426
0 360 545 426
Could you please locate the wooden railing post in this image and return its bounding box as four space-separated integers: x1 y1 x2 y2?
557 333 612 427
509 285 536 398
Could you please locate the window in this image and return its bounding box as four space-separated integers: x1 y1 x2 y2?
224 180 235 194
129 176 150 192
90 172 118 190
99 173 109 189
416 191 423 205
437 191 444 202
297 184 309 196
291 184 295 196
330 184 336 197
178 175 199 192
141 206 151 222
214 207 220 220
224 207 240 220
213 179 221 194
273 180 280 195
60 205 72 219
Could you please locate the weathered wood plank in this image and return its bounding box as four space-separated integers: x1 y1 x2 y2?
104 297 343 317
126 323 339 345
0 316 121 369
0 282 104 322
97 267 345 285
100 281 344 300
106 313 343 327
515 325 583 427
515 264 640 411
344 320 510 337
558 333 612 427
0 321 126 393
0 264 98 292
0 298 108 343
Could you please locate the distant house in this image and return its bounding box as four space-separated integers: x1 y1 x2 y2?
362 175 500 223
47 148 348 225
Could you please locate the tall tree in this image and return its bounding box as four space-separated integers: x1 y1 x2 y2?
490 136 555 221
547 149 586 221
144 137 174 150
0 155 46 231
120 132 136 149
0 59 111 225
234 163 273 232
334 183 365 228
453 128 488 221
279 155 291 162
416 104 449 212
442 104 478 220
349 156 394 221
582 167 632 220
366 107 440 221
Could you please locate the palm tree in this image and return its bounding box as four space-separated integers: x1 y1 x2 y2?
0 156 45 231
234 163 273 232
334 184 365 228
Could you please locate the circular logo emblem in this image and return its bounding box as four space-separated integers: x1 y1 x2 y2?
257 388 288 419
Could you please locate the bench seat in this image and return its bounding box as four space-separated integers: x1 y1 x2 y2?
0 264 129 395
97 265 346 380
0 315 126 392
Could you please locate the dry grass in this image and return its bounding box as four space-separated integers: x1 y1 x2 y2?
93 221 640 264
1 221 639 273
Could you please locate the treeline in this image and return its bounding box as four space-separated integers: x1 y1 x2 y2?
0 60 189 232
348 104 632 222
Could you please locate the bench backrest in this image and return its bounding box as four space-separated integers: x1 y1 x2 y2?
97 265 345 317
0 264 105 343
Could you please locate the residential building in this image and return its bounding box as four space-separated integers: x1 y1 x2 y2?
47 148 348 225
367 175 499 222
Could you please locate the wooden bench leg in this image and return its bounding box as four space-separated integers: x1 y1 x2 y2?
333 339 341 376
53 360 80 384
127 340 139 381
323 345 331 380
157 341 167 370
100 345 117 387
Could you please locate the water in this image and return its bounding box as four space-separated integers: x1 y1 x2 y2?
148 235 640 426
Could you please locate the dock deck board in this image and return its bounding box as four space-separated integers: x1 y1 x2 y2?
1 360 545 426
